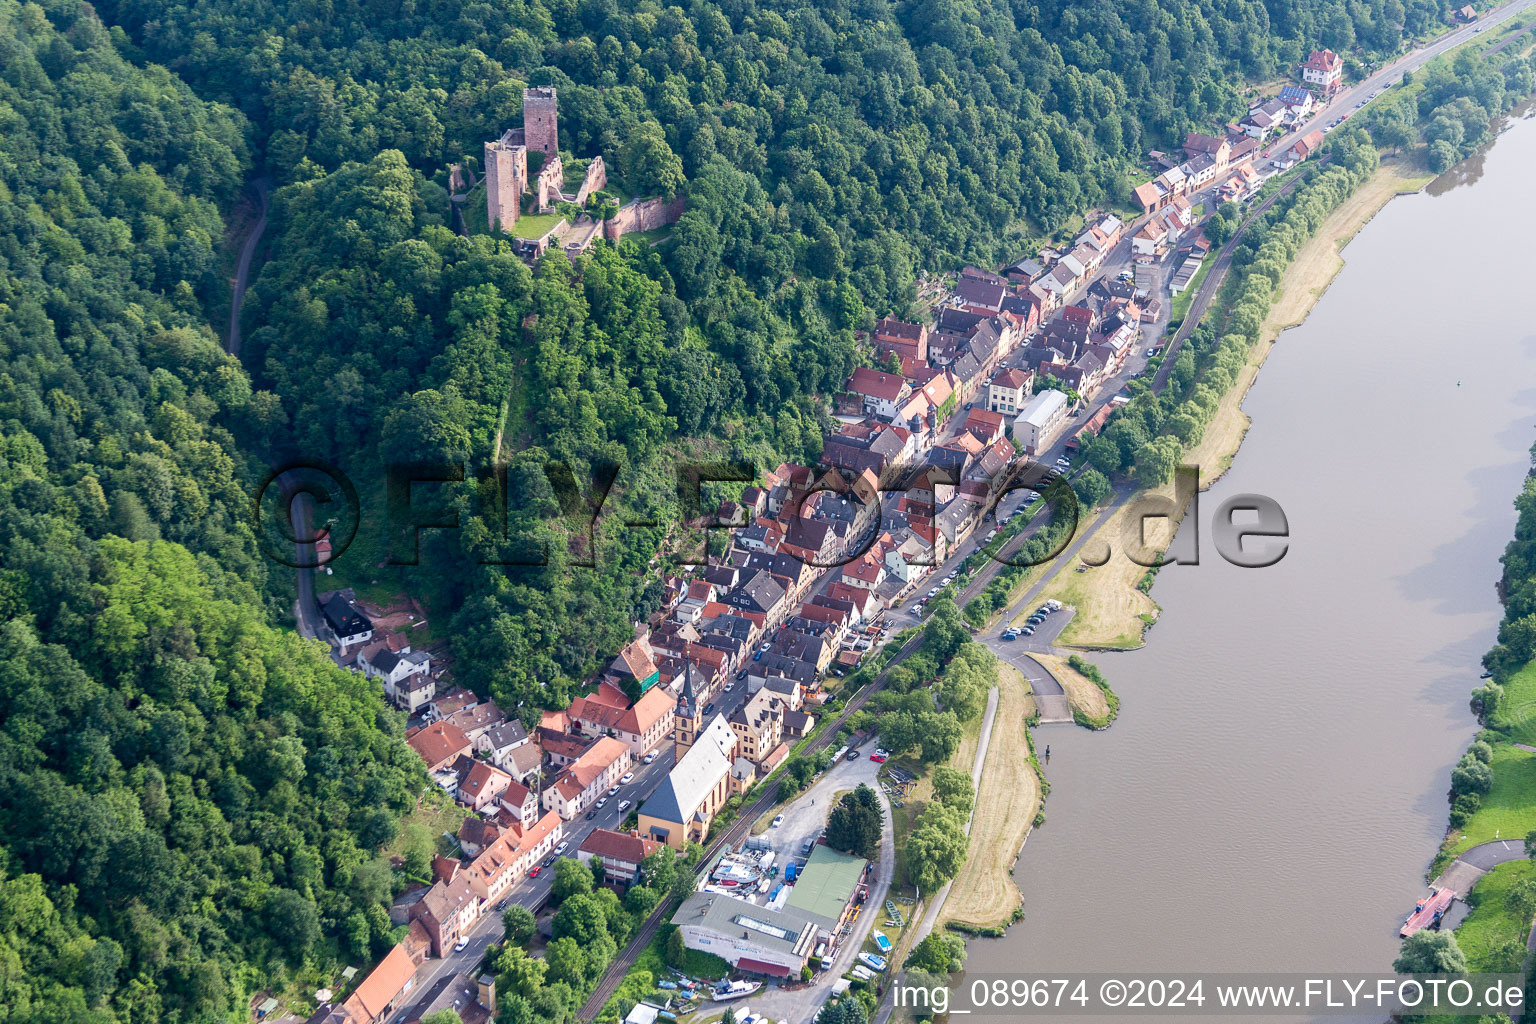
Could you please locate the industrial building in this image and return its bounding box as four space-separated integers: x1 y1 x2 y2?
671 845 870 977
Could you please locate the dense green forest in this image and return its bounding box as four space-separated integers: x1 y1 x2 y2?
0 4 425 1021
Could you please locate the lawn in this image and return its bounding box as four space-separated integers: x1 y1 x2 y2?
1451 743 1536 853
1167 254 1215 323
1454 859 1536 971
511 209 569 239
1031 652 1110 723
1034 494 1171 649
385 789 467 871
938 663 1040 932
1492 660 1536 745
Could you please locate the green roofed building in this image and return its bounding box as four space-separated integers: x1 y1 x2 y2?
671 844 871 977
785 845 868 931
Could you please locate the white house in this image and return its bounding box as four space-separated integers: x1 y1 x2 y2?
1013 389 1070 456
988 368 1033 415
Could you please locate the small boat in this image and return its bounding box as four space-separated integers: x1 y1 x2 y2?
857 952 888 972
1400 887 1455 938
873 931 892 954
851 965 874 981
712 979 763 1001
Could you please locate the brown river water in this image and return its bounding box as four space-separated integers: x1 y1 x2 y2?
962 112 1536 1020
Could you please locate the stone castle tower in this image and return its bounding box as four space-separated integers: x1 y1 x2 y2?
483 131 527 232
522 86 559 160
483 87 561 232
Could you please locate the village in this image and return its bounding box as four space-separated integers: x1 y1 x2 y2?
291 41 1406 1024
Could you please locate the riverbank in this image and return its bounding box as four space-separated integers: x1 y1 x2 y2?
936 663 1041 933
1038 153 1434 650
1030 652 1113 727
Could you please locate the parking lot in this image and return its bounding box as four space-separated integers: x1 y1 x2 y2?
737 752 896 1024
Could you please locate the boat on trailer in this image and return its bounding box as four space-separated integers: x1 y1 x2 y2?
712 979 763 1001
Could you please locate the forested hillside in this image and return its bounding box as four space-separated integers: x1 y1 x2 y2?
82 0 1463 714
104 0 1451 264
0 4 424 1020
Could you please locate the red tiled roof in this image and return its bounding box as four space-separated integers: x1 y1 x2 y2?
874 317 925 342
993 368 1031 391
1302 48 1340 71
459 761 511 801
577 827 661 866
847 367 908 403
406 721 471 770
348 943 416 1021
618 686 676 735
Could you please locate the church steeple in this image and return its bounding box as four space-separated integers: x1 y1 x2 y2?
674 658 704 756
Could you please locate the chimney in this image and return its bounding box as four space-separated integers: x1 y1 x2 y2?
478 974 496 1008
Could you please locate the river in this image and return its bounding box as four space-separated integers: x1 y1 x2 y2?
963 112 1536 1018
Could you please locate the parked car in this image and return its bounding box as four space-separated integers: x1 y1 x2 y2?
1001 632 1017 642
847 750 860 761
870 753 887 763
1021 626 1035 636
772 815 784 828
596 797 608 808
585 809 597 820
555 840 569 854
454 936 470 952
643 751 658 764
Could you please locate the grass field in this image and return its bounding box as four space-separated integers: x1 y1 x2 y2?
512 210 569 239
1033 495 1172 648
938 664 1040 931
1454 859 1536 971
1492 661 1536 745
1031 652 1110 721
1451 743 1536 853
1167 255 1214 324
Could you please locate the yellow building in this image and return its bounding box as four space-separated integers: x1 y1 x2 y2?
637 715 739 850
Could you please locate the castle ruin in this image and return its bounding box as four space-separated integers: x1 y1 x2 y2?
484 86 567 232
483 87 682 257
